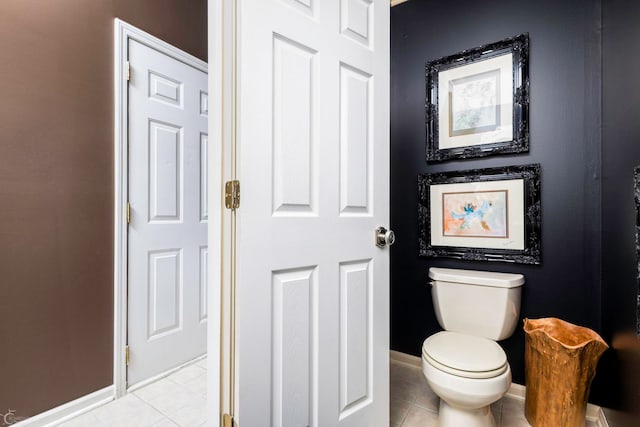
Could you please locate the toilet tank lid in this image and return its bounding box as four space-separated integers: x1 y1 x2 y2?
429 267 524 288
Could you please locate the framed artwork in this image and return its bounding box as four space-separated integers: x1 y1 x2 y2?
426 33 530 162
418 164 541 264
634 166 640 335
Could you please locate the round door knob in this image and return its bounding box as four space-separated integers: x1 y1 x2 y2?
376 226 395 248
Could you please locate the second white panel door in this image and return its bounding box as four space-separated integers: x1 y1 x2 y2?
128 39 208 387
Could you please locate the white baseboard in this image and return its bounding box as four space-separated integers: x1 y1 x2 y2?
11 386 114 427
390 350 609 427
595 407 610 427
390 350 422 368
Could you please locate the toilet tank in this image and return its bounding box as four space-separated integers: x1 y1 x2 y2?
429 267 524 341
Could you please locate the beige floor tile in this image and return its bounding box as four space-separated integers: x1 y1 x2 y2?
390 398 412 425
57 411 107 427
134 378 187 403
150 419 179 427
500 417 532 427
401 405 438 427
183 374 207 398
500 397 530 427
491 399 503 426
413 378 439 412
166 398 207 426
195 357 208 369
390 361 423 386
391 378 420 403
391 362 425 401
92 394 164 427
146 390 205 417
166 364 206 386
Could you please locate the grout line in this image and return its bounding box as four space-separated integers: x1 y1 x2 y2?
128 362 208 426
92 393 163 426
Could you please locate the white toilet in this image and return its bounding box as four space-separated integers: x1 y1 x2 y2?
422 267 524 427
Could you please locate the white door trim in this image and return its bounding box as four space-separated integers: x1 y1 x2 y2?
208 1 236 425
113 19 218 404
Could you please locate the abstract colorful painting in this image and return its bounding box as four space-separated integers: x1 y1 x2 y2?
442 190 508 238
418 164 541 264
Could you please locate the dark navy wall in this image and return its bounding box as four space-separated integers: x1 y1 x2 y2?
391 0 609 404
600 0 640 422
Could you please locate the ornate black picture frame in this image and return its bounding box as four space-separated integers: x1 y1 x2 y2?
634 166 640 335
418 164 541 264
426 33 530 162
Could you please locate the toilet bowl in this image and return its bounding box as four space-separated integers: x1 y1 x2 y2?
422 268 524 427
422 331 511 427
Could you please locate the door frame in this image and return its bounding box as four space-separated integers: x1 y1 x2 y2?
113 19 220 415
212 1 237 423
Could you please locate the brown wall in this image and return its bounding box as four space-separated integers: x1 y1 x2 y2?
0 0 206 418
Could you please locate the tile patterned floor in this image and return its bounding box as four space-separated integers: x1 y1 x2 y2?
390 359 599 427
57 357 208 427
58 356 600 426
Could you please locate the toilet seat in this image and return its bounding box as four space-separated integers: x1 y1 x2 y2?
422 331 507 379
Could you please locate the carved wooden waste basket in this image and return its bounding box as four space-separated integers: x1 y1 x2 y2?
523 318 608 427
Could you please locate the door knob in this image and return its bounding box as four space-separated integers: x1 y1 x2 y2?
375 226 395 248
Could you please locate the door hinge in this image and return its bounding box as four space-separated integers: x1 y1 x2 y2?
222 413 236 427
125 345 130 366
125 61 131 81
225 180 240 210
126 202 131 224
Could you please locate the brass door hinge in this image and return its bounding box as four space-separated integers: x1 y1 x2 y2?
125 61 131 81
125 345 130 366
126 202 131 224
225 180 240 210
222 413 236 427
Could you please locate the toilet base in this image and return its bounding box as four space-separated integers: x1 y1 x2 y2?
437 399 496 427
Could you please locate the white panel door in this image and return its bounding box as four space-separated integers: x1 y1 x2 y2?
236 0 390 426
128 39 208 386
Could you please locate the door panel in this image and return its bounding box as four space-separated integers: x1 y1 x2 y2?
271 267 316 427
128 39 208 386
339 259 371 414
148 120 182 221
340 63 372 215
235 1 389 425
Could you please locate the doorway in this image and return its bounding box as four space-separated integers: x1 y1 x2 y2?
114 19 210 394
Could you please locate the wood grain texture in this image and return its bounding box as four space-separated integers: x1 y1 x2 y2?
524 318 608 427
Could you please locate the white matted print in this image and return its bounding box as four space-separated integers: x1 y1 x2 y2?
438 53 513 150
430 178 524 250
